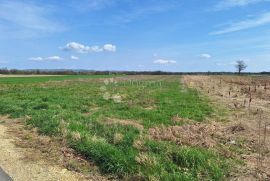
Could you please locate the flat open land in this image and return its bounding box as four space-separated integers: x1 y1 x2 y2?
0 74 63 77
0 75 269 180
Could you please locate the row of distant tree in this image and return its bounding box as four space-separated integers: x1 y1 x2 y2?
0 61 269 75
0 68 268 75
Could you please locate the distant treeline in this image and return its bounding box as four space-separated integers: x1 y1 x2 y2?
0 68 269 75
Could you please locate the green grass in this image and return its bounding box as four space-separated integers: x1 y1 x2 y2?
0 75 230 180
0 75 114 84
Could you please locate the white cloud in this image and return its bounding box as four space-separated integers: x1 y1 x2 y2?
0 1 65 38
214 0 269 10
62 42 116 53
153 59 176 64
211 12 270 35
199 53 212 59
103 44 117 52
91 46 104 52
62 42 102 53
63 42 86 53
29 57 44 61
29 56 63 61
70 55 79 60
46 56 63 61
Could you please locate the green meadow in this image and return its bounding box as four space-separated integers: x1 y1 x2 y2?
0 75 230 180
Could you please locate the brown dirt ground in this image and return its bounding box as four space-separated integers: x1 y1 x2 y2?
182 75 270 180
0 116 113 181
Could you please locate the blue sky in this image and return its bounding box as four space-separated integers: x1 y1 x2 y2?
0 0 270 72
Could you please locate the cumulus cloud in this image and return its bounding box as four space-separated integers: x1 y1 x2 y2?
70 55 79 60
62 42 90 53
29 57 44 61
103 44 116 52
62 42 116 53
199 53 212 59
211 12 270 35
214 0 269 10
29 56 63 61
153 59 176 64
46 56 63 61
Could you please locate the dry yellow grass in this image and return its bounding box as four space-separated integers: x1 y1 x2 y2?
182 75 270 180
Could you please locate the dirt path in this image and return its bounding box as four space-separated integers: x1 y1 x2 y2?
0 117 94 181
182 75 270 180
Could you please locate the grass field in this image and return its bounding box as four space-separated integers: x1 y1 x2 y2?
0 75 230 180
0 75 114 84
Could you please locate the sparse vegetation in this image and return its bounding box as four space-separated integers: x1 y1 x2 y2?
182 75 270 179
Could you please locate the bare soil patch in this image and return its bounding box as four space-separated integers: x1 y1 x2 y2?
0 116 112 181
